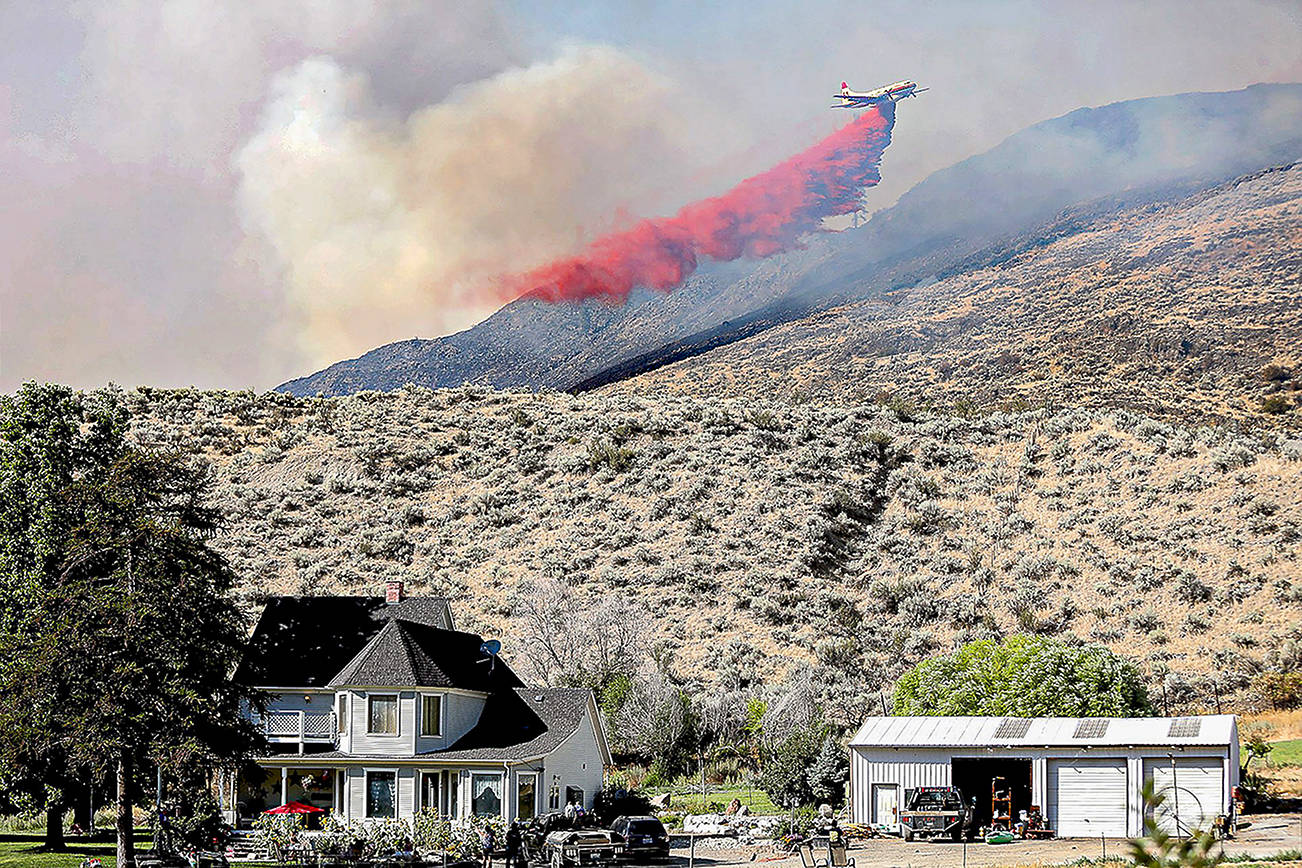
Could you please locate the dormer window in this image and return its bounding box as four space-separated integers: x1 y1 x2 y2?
421 694 444 737
368 694 398 735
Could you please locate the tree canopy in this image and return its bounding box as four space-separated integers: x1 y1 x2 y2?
891 634 1153 717
0 383 262 862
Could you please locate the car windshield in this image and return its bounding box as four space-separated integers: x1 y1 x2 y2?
627 821 663 835
910 791 959 810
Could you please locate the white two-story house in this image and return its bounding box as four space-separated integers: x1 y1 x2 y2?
224 582 610 825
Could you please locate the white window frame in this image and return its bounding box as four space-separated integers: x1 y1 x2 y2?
364 768 399 819
366 694 400 737
470 772 506 818
418 770 441 814
516 772 539 820
419 692 446 738
336 693 349 736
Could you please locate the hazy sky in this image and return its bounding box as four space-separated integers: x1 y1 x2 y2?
2 0 1299 392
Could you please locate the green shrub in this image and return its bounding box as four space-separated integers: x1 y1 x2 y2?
588 440 635 473
1261 394 1293 414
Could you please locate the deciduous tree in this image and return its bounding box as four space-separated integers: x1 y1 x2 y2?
891 634 1152 717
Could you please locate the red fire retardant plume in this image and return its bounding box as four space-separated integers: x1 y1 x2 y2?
506 103 896 303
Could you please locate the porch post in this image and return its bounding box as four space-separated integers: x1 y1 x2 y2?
281 767 288 806
299 711 306 755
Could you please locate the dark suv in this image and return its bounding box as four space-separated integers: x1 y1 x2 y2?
609 816 670 862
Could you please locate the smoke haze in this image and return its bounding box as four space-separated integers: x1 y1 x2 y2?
2 0 1299 390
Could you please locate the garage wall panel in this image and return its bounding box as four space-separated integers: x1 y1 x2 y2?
851 748 951 823
1142 757 1224 834
1048 758 1128 837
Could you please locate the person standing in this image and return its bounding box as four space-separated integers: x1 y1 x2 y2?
505 821 522 868
481 824 497 868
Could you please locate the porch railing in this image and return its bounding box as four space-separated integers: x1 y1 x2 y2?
261 710 336 744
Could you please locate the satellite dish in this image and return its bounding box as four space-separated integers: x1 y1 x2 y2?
478 639 502 673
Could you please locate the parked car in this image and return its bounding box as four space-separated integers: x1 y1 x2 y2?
609 816 670 862
898 786 971 842
542 828 622 868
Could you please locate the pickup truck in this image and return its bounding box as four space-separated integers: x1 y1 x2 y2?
541 828 622 868
898 786 971 842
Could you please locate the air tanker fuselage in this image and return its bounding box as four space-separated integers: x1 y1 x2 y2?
833 80 927 109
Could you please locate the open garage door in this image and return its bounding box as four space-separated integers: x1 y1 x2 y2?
1048 758 1128 837
1143 757 1224 835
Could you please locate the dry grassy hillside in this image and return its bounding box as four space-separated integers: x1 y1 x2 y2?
124 386 1300 721
605 164 1302 427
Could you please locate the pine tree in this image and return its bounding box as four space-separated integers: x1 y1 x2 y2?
0 384 264 865
807 735 848 807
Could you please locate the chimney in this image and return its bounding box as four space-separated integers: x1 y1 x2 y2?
385 580 405 605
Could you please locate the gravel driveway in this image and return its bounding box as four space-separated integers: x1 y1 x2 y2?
660 814 1302 868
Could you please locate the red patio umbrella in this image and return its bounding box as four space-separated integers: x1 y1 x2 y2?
263 801 325 814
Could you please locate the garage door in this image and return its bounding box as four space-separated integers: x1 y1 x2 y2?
1048 758 1128 837
1143 757 1224 834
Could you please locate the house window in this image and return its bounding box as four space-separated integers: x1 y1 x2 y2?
471 773 503 817
517 773 538 820
421 694 443 737
420 772 440 814
448 771 459 817
366 771 396 818
368 695 398 735
566 787 584 809
337 694 348 735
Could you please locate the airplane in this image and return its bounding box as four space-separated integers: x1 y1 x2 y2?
832 80 928 109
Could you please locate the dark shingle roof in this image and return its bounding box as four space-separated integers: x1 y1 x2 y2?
328 620 524 691
234 595 453 687
428 688 591 761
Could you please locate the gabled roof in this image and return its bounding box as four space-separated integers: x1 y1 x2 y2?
234 595 454 688
328 620 524 691
849 715 1238 749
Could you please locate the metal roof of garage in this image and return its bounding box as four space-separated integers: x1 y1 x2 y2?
850 715 1237 748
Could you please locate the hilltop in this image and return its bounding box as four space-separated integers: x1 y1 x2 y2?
125 385 1301 722
604 163 1302 426
277 84 1302 399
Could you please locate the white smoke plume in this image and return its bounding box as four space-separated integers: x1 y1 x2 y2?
236 45 738 365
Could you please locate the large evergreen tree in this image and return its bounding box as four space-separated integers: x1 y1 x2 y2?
0 384 263 864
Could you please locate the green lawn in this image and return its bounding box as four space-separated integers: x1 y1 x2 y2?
1267 739 1302 767
0 835 148 868
0 836 286 868
642 783 780 816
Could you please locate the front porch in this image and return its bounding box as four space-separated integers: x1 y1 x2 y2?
227 761 546 827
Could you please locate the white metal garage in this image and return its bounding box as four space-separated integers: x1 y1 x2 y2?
849 715 1238 839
